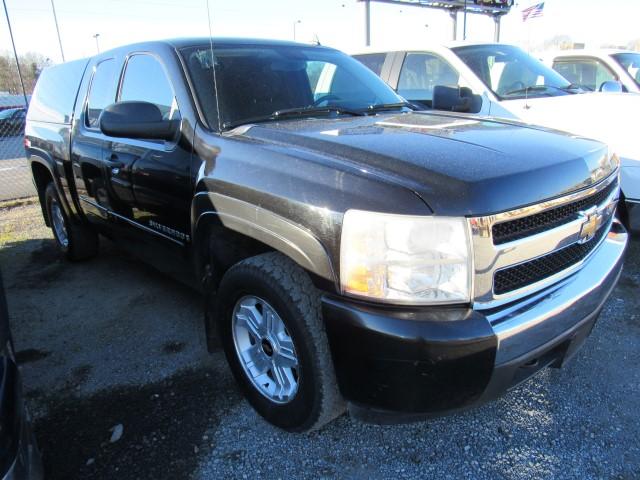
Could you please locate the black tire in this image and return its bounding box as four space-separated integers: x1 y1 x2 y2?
216 252 345 432
44 182 99 261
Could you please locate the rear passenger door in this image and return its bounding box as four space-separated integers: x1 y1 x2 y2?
71 57 120 228
352 52 395 84
392 52 461 108
104 53 192 245
552 57 619 91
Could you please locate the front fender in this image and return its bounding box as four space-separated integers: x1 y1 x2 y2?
191 191 337 288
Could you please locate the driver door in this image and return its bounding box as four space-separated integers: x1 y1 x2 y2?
103 53 192 245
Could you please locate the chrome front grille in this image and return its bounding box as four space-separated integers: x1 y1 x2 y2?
492 180 619 245
469 173 619 309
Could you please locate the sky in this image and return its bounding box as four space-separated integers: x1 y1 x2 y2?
1 0 639 63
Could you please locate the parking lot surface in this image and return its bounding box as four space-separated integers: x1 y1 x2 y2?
1 201 639 479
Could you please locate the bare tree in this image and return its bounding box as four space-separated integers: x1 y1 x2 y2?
0 51 51 95
627 39 640 52
542 35 574 51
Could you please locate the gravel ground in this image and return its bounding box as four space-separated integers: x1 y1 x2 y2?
1 201 639 480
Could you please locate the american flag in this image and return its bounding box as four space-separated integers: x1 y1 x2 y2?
522 2 545 21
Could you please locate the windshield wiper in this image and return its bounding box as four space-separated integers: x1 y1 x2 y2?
274 105 366 118
222 105 365 130
362 102 416 113
503 85 573 96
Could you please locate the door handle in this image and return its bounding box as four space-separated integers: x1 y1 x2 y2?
105 154 124 175
105 154 124 168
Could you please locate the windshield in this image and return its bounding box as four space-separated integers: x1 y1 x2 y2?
181 44 404 129
452 44 573 99
612 52 640 88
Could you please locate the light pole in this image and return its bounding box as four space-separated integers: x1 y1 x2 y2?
93 33 100 53
293 19 301 41
50 0 65 62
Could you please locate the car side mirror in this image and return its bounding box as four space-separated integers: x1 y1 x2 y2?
99 101 179 141
599 80 623 93
432 85 482 114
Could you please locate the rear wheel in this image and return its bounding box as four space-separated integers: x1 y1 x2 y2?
45 183 99 260
216 252 345 431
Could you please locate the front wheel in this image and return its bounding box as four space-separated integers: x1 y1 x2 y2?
45 183 99 260
215 252 345 431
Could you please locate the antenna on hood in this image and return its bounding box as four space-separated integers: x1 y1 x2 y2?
206 0 223 131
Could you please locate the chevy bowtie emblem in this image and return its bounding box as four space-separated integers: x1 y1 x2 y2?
578 207 602 243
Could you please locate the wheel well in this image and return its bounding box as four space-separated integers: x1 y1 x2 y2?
31 162 54 226
199 222 275 289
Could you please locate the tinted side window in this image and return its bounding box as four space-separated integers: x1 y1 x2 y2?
354 53 386 76
397 53 459 101
552 58 616 91
120 55 179 120
86 59 118 128
28 59 89 124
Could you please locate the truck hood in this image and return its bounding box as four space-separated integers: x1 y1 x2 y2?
239 112 614 216
498 92 640 163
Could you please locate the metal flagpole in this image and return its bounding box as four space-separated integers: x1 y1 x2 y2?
2 0 29 106
50 0 65 62
463 0 467 40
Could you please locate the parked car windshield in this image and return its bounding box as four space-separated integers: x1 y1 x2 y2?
452 44 574 99
612 52 640 88
0 108 21 120
181 44 405 130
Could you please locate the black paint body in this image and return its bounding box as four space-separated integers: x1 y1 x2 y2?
24 38 612 418
0 269 43 479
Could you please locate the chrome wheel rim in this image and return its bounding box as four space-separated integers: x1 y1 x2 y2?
231 295 299 404
51 199 69 248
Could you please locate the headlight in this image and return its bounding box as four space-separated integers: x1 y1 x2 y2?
340 210 472 305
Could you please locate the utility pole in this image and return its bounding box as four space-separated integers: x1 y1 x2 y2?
2 0 28 106
93 33 100 53
50 0 65 62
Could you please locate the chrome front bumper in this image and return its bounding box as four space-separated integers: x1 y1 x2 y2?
478 220 627 401
490 220 627 364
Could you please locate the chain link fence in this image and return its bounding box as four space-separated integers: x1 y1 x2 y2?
0 93 34 202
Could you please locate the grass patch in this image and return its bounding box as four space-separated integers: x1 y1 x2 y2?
0 202 50 247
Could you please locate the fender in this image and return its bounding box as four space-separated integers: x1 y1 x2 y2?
27 145 79 222
26 152 72 225
191 191 337 288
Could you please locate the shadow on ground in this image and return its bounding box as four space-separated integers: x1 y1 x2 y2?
0 210 243 479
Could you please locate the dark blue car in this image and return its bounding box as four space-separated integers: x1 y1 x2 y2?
0 269 42 480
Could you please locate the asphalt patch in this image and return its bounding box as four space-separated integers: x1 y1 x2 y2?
34 367 241 479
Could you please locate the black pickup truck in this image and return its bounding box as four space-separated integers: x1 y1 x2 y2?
25 38 627 431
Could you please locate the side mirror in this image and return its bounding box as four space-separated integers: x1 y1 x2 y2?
599 80 623 93
99 101 179 141
432 85 482 114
